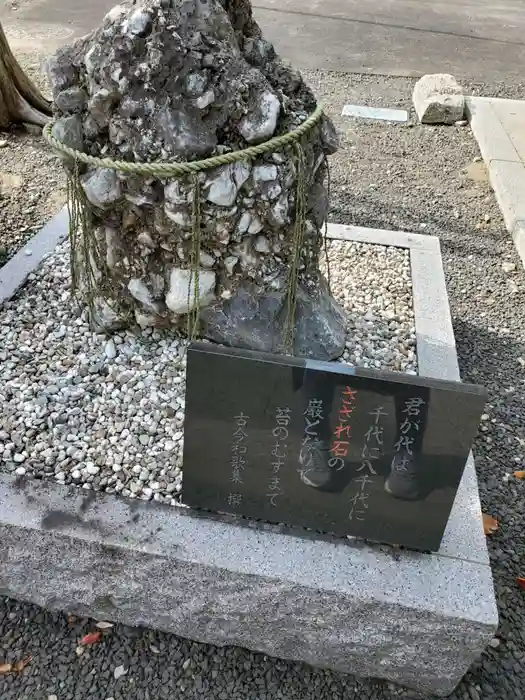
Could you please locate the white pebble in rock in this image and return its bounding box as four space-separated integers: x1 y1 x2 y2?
253 164 278 184
239 90 280 143
13 453 26 463
126 8 152 36
254 235 271 254
224 255 238 274
82 168 122 209
165 268 216 314
104 338 117 359
15 466 26 476
206 165 240 207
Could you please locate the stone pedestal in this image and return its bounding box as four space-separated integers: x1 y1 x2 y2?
0 222 497 696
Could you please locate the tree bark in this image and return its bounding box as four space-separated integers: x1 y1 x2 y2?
0 21 52 129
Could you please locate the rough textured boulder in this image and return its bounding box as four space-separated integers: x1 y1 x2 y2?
412 73 464 125
45 0 345 360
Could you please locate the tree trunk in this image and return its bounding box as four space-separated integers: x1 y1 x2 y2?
0 21 52 129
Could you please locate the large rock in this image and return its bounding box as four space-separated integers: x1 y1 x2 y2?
412 74 464 125
201 277 345 359
46 0 345 360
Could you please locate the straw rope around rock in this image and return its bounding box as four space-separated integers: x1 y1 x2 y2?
43 106 324 176
43 105 327 354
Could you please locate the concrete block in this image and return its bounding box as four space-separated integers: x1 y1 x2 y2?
410 246 460 382
466 97 520 165
488 159 525 233
467 97 525 269
342 104 408 122
0 473 498 697
439 454 490 566
489 99 525 164
326 222 439 252
413 74 464 125
510 220 525 270
0 223 497 697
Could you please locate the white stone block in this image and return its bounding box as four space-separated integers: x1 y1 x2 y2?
165 268 216 314
413 74 464 125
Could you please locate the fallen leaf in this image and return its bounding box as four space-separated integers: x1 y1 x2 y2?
482 513 499 535
0 663 13 674
95 621 114 630
80 631 102 646
13 656 32 672
513 470 525 480
75 646 85 657
517 577 525 591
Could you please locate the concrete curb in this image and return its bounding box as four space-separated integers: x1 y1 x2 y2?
466 96 525 269
0 206 69 304
0 221 497 696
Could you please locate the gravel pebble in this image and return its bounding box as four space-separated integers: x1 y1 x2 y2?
113 665 127 680
322 240 417 373
0 240 415 501
502 261 516 273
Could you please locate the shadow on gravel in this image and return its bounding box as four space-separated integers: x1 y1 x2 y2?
330 198 508 259
451 318 525 699
454 318 525 385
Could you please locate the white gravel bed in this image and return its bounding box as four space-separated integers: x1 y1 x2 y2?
0 239 416 501
323 239 416 372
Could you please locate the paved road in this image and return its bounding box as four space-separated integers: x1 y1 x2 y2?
2 0 525 83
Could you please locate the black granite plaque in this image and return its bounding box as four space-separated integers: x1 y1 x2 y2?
182 342 487 551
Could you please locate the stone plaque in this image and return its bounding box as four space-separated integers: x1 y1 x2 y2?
182 343 487 551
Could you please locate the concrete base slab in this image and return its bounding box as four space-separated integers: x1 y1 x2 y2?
466 96 525 269
0 221 497 697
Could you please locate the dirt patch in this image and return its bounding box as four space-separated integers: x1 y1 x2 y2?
464 159 489 183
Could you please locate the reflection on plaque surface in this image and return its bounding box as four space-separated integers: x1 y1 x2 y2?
182 343 487 551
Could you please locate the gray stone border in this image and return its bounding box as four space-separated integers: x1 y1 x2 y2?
0 219 497 697
0 206 69 305
466 96 525 268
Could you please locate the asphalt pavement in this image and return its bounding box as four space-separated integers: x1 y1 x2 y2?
2 0 525 83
